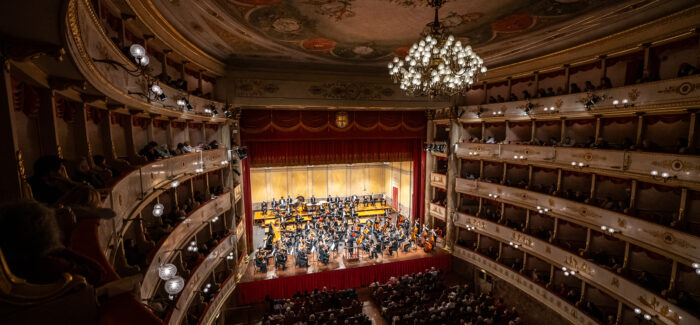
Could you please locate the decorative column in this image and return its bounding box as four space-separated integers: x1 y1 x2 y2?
180 61 190 92
198 69 204 94
74 102 93 164
635 113 645 148
444 113 461 252
145 113 156 142
161 49 171 80
482 81 488 104
38 88 61 157
125 110 140 163
506 77 513 100
599 55 607 80
105 105 121 160
687 110 696 149
530 120 536 142
0 65 27 200
560 118 566 142
641 43 652 80
166 117 176 150
563 64 571 94
184 120 191 143
593 115 601 140
533 72 540 96
424 111 436 228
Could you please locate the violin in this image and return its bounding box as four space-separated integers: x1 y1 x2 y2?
357 234 365 245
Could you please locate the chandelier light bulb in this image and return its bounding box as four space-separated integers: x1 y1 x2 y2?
388 2 485 98
634 308 641 314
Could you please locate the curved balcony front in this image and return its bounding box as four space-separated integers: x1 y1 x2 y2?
456 143 700 187
140 191 232 301
168 233 236 325
99 149 229 259
64 0 228 120
458 75 700 122
454 178 700 265
453 246 599 325
453 213 696 325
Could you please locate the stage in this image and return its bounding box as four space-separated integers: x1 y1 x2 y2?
236 249 451 304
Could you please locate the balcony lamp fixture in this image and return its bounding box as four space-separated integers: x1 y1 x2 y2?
543 106 557 113
94 44 168 103
650 170 676 182
571 161 587 168
388 0 485 98
211 216 219 223
508 241 519 249
177 97 194 111
226 252 235 260
164 275 185 298
513 155 525 160
536 206 549 214
600 225 620 234
171 180 180 188
158 263 177 281
202 283 212 293
186 240 198 252
487 193 499 199
561 266 576 276
612 99 632 108
693 263 700 275
492 111 503 116
152 203 164 217
468 151 479 156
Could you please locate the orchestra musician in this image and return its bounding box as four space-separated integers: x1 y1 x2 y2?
255 247 268 273
275 246 287 270
261 201 268 215
318 243 330 265
310 195 316 205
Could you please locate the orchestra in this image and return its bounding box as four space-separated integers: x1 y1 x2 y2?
252 194 440 274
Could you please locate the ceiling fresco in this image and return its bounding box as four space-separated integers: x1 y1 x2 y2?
151 0 697 67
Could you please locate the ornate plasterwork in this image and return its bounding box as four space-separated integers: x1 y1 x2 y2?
234 79 280 97
657 81 700 96
308 82 394 100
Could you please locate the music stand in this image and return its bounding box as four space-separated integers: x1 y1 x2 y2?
345 246 359 262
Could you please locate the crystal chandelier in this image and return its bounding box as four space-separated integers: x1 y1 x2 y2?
388 0 486 98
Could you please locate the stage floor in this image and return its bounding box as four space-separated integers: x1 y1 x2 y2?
241 246 440 283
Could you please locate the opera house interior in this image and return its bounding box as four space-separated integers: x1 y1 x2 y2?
2 0 700 324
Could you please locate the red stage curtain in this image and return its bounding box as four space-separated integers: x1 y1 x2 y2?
242 158 254 250
236 254 451 304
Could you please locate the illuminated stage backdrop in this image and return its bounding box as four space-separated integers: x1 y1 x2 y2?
250 162 413 217
241 110 427 249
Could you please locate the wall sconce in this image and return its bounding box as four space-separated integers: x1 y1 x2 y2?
226 252 235 260
202 283 212 293
211 216 219 223
693 263 700 275
512 155 526 160
488 193 500 199
468 151 479 156
492 110 504 116
571 161 587 168
508 241 520 249
536 206 549 214
650 170 676 182
543 106 558 113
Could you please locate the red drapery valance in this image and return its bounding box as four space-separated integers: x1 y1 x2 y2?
240 110 426 141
